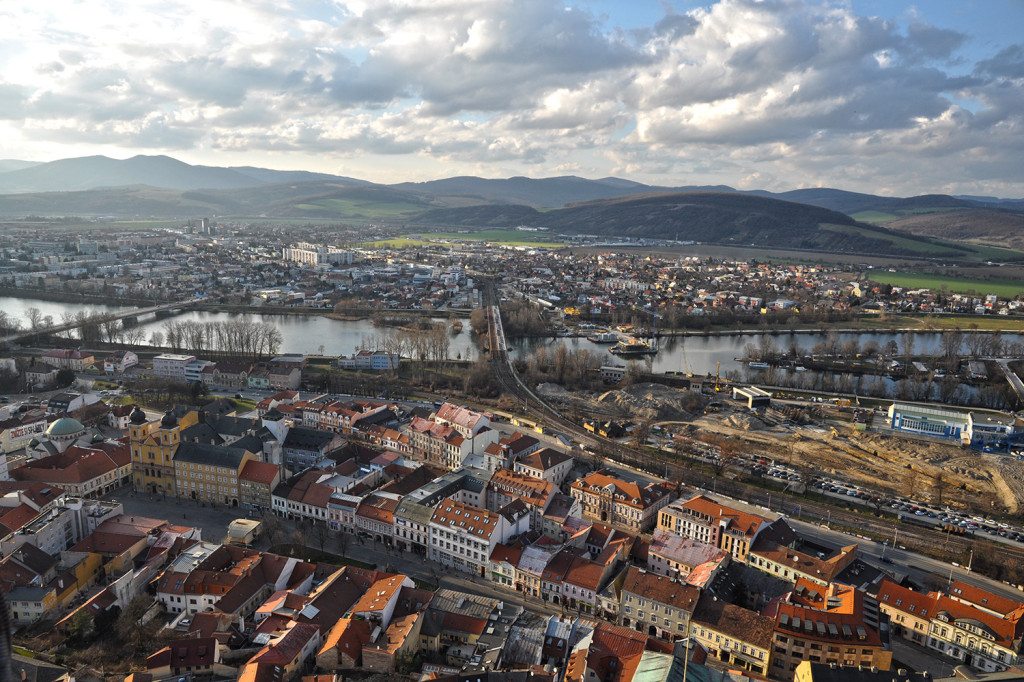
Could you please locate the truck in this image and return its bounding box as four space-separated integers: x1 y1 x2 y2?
225 518 263 546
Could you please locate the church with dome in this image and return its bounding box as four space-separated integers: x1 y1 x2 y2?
27 415 91 457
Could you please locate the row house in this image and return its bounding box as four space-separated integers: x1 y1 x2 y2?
238 460 281 511
482 431 541 472
749 540 859 587
486 468 555 525
12 442 131 498
618 565 700 640
561 540 630 616
41 349 94 371
407 416 499 470
569 471 675 532
427 497 530 577
656 495 771 562
393 498 435 553
272 469 333 523
767 579 893 678
647 529 729 583
513 447 573 486
282 426 343 471
355 493 401 544
689 593 774 676
878 579 1024 672
327 493 361 532
173 441 257 506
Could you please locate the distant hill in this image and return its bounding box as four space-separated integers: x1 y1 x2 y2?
0 159 40 173
0 181 433 220
0 152 1019 256
391 175 735 208
884 209 1024 250
0 155 367 194
414 192 967 257
751 188 980 215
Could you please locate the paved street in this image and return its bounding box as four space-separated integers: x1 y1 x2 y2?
110 487 242 542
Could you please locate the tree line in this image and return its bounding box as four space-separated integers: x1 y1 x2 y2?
355 322 453 363
160 319 283 358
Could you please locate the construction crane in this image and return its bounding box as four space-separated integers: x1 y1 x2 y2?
714 361 722 392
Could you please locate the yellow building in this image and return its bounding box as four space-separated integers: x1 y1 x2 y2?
128 407 197 496
173 441 257 507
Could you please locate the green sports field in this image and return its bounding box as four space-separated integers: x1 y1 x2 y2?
868 271 1024 297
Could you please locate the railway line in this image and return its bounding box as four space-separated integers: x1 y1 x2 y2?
480 285 1024 576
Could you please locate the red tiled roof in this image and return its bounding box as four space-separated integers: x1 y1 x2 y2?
240 460 281 486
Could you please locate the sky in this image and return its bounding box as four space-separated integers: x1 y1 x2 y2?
0 0 1022 196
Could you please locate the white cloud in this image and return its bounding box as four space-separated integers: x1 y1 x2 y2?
0 0 1020 195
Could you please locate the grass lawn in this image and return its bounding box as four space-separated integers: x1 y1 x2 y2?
851 314 1024 331
230 397 259 413
868 271 1024 298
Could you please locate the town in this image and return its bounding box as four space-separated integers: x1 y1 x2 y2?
0 223 1023 682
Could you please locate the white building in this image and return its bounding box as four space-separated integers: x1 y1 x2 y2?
282 243 355 267
513 447 574 486
336 350 401 371
104 350 139 374
152 354 197 381
428 497 529 577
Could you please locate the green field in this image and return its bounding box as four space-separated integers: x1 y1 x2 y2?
821 223 963 256
868 271 1024 297
362 228 566 249
291 197 424 219
851 210 900 224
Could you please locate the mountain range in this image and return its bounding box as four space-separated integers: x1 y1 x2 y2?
0 154 1021 256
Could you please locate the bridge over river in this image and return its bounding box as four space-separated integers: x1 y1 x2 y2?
0 298 201 346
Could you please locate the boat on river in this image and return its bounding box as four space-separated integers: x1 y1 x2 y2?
610 339 658 356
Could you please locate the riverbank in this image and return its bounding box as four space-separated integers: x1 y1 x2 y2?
0 286 157 306
557 315 1024 340
196 303 472 320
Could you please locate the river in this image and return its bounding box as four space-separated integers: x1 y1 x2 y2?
4 296 1021 378
510 330 1024 376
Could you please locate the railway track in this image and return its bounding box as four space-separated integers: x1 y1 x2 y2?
479 287 1024 571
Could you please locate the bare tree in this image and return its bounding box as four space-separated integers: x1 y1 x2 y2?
312 521 330 552
24 307 43 331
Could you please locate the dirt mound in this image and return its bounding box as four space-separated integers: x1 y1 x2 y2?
597 383 702 421
536 382 570 397
724 413 768 430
